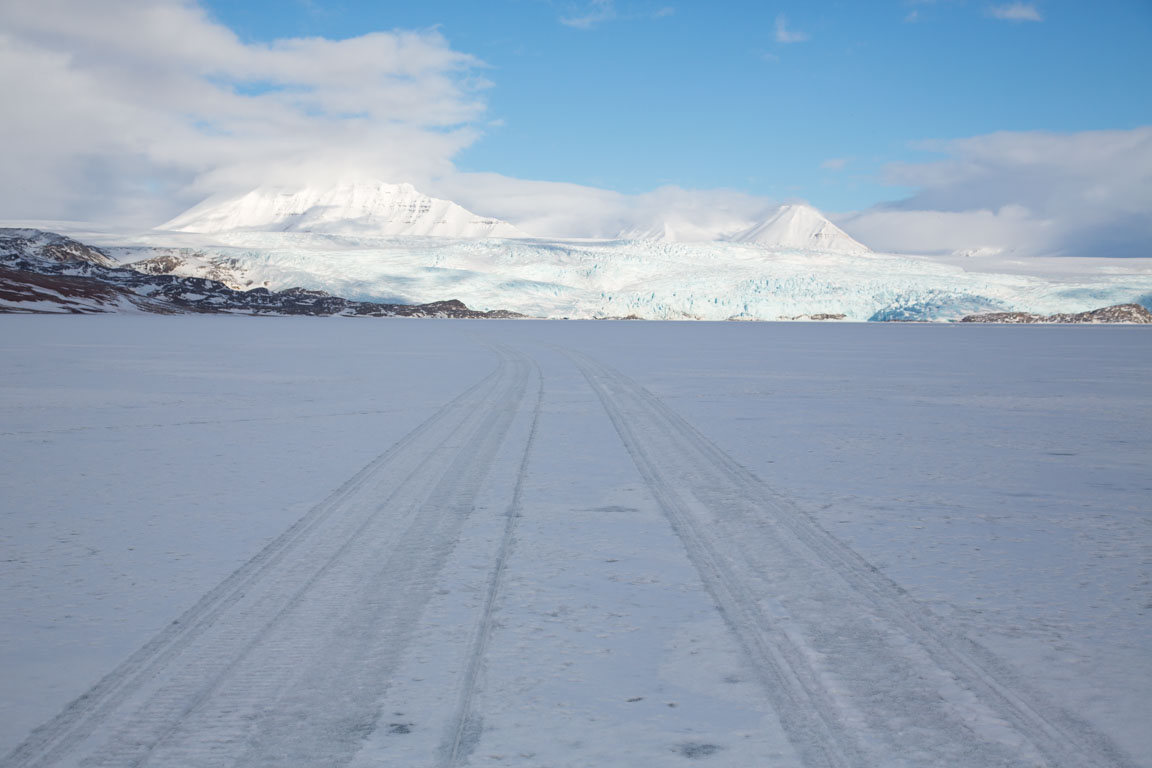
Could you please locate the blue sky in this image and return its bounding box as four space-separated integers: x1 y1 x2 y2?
199 0 1152 213
2 0 1149 254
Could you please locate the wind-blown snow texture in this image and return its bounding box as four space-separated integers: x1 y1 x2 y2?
1 317 1149 767
103 230 1152 322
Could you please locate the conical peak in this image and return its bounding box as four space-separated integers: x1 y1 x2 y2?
729 203 870 253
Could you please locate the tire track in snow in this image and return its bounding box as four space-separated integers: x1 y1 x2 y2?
116 345 532 768
437 357 543 768
567 348 1133 768
567 349 858 768
2 345 530 768
190 345 533 768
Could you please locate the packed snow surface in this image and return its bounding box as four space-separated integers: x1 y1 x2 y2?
158 181 528 239
2 317 1149 767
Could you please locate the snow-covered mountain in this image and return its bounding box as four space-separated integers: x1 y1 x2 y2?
158 181 529 239
0 228 117 268
617 219 727 243
159 179 869 254
15 195 1152 323
0 229 521 317
618 203 871 253
728 204 870 254
616 210 753 244
91 229 1152 322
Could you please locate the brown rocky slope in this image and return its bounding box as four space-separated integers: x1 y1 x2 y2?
960 304 1152 324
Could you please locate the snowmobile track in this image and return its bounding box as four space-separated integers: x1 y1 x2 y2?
567 348 1133 768
2 345 533 768
438 357 543 768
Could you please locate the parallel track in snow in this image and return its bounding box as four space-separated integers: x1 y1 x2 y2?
6 339 1134 768
2 344 534 768
437 358 543 768
567 348 1133 768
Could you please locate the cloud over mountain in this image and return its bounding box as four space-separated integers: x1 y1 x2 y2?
0 0 486 225
1 0 1145 260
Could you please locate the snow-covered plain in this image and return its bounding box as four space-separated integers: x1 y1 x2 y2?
1 316 1150 767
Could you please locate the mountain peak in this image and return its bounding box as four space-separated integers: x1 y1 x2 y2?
616 202 870 251
729 204 870 253
157 181 528 239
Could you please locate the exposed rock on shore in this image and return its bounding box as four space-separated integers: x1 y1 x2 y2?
960 304 1152 324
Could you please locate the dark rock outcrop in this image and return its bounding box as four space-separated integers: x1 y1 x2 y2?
779 313 847 321
126 249 248 288
0 229 117 268
960 304 1152 324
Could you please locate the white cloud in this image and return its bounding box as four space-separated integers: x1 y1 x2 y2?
430 173 775 240
821 158 849 171
466 128 1152 255
986 3 1044 22
0 0 487 225
839 205 1052 257
4 0 1141 262
0 0 773 239
560 0 617 29
840 127 1152 257
560 1 675 29
774 14 810 44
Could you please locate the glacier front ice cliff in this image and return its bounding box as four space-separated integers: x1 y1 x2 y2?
100 231 1152 322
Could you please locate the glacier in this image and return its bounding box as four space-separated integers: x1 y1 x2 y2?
93 230 1152 322
45 179 1133 322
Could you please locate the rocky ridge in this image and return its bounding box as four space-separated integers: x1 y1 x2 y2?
0 229 523 318
960 304 1152 324
0 228 117 268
